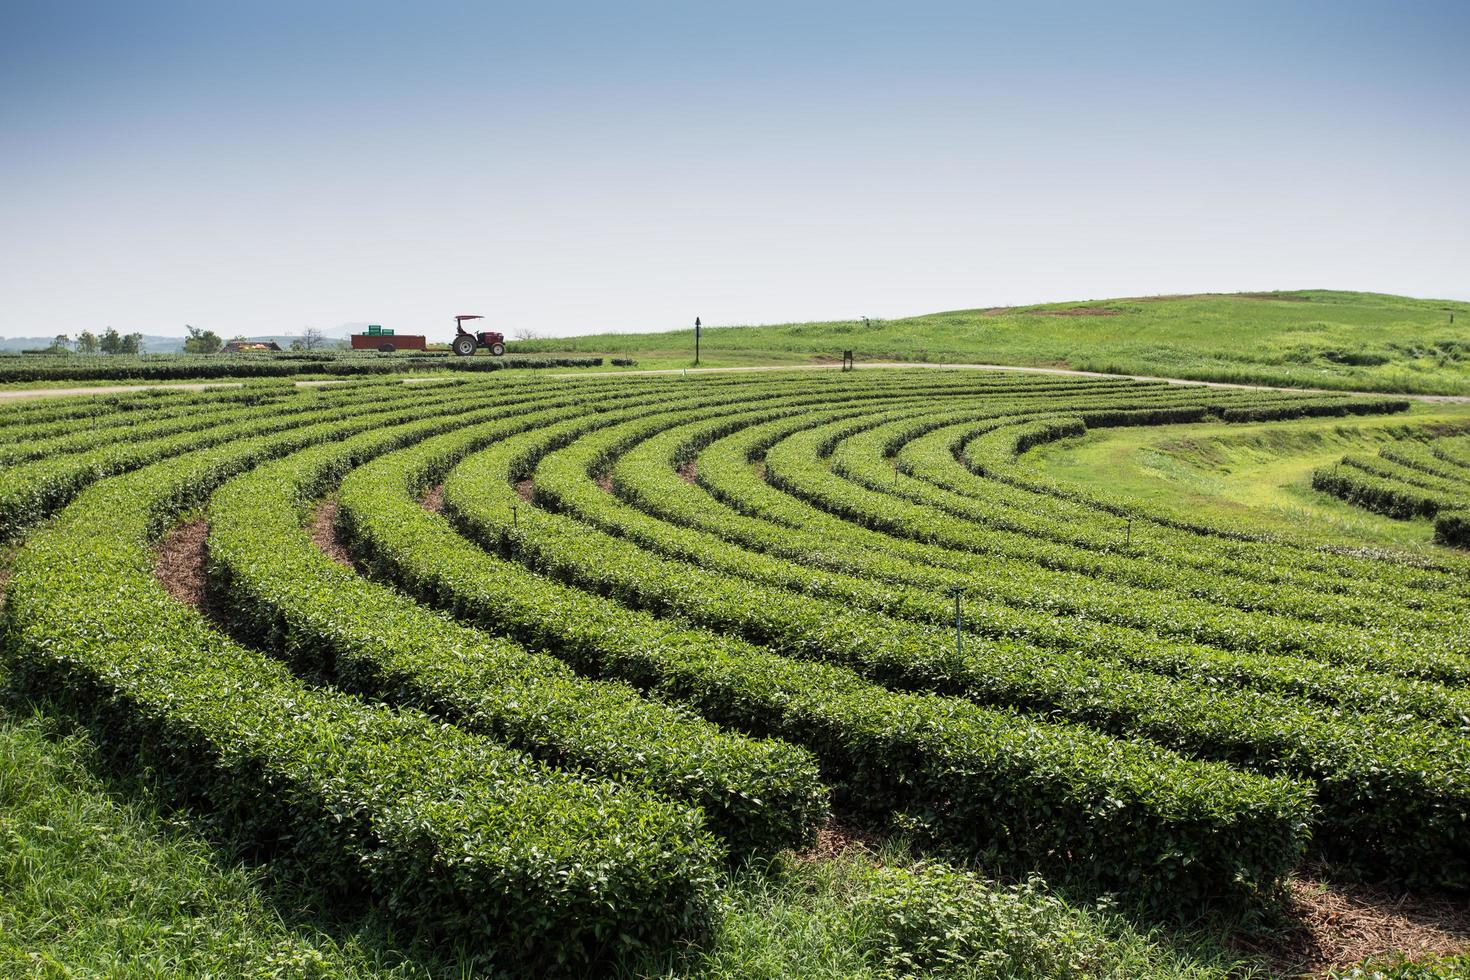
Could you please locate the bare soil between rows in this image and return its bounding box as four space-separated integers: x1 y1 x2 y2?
153 519 227 626
1241 875 1470 977
310 500 356 565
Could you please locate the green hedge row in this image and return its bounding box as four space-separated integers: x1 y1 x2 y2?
898 413 1470 608
692 400 1470 630
335 411 1316 910
1311 435 1469 552
441 402 1470 889
1216 395 1411 423
0 380 481 542
827 408 1457 643
1 401 722 972
0 381 298 443
1430 435 1470 469
596 407 1470 727
0 354 604 383
762 413 1470 679
1341 453 1470 497
684 403 1452 628
1380 440 1470 486
0 390 304 466
953 409 1470 592
206 391 830 855
1436 509 1470 547
2 408 726 975
1313 464 1455 520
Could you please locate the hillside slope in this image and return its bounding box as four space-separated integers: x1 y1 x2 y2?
514 291 1470 395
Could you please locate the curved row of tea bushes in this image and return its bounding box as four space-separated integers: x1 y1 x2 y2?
858 405 1458 608
0 380 294 432
1431 436 1470 469
1380 440 1470 485
760 416 1470 677
1437 510 1470 548
0 353 607 383
750 412 1469 671
1 400 722 973
0 378 470 542
0 390 311 466
897 414 1470 607
1313 462 1457 520
832 413 1459 639
443 406 1470 889
803 408 1458 629
691 402 1459 629
1215 395 1412 422
1312 435 1470 549
1340 453 1470 497
333 412 1315 910
957 411 1470 587
590 410 1470 727
682 409 1470 650
206 392 831 855
0 382 299 447
698 401 1469 617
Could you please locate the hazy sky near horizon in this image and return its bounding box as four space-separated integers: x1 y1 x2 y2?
2 1 1467 340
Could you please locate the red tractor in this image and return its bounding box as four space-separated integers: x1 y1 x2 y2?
451 315 505 356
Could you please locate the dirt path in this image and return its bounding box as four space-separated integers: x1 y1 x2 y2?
1245 876 1470 977
153 519 232 632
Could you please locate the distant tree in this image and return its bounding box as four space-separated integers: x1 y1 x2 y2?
301 326 326 350
512 326 543 341
183 325 223 354
48 334 72 353
99 328 123 355
119 332 144 355
76 330 98 354
289 339 304 351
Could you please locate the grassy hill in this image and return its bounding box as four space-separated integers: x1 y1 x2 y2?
512 290 1470 395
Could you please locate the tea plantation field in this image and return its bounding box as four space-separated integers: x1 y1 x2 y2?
2 371 1467 978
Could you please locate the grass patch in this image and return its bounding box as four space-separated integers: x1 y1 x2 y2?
0 708 440 978
510 290 1470 395
1018 403 1470 550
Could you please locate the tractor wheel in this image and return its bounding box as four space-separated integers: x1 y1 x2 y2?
377 343 396 353
489 342 505 356
452 335 477 356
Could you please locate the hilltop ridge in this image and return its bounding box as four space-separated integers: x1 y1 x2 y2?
514 290 1470 395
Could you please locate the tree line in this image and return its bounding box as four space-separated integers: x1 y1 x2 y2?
41 326 332 355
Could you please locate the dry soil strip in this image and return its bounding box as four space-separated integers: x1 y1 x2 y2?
1243 877 1470 977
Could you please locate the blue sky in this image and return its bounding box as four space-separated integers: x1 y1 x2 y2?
1 0 1466 339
